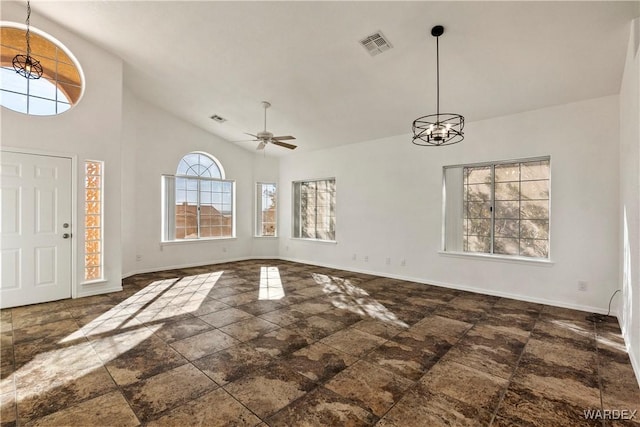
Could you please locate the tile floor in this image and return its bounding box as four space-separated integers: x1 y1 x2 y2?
1 259 639 426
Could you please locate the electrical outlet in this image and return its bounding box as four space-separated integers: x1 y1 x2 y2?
285 245 289 251
222 247 227 253
136 254 142 262
385 257 391 265
352 254 357 261
578 281 588 292
400 259 406 267
364 255 369 262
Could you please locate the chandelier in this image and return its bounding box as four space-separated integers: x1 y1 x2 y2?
12 0 43 79
412 25 464 146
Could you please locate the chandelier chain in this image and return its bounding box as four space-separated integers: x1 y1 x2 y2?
25 0 32 56
436 35 440 121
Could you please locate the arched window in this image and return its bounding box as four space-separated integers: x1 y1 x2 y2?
162 152 234 241
176 152 223 179
0 24 84 116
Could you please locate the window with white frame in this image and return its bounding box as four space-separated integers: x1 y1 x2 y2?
292 178 336 241
162 152 234 241
256 183 277 237
443 157 550 259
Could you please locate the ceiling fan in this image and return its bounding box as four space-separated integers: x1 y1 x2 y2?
243 101 297 151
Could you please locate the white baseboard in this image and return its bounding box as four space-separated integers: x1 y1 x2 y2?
628 346 640 389
617 312 640 388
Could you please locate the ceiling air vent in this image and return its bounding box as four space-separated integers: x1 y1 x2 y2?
360 31 393 56
210 114 227 123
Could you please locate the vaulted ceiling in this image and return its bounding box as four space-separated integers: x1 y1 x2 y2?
18 1 640 155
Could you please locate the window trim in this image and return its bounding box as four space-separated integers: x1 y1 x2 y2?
291 177 337 242
255 182 277 238
442 156 551 260
438 250 554 265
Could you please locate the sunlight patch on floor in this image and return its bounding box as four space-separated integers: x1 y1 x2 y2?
313 273 408 328
596 335 628 353
549 319 594 338
4 272 224 405
259 267 285 300
60 272 223 342
1 324 162 403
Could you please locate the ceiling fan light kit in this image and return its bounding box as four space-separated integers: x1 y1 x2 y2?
412 25 465 147
244 101 297 151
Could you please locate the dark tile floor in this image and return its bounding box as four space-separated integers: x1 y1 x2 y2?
1 259 639 426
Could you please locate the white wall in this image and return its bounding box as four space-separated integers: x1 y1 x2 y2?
121 88 138 275
618 18 640 384
279 95 621 313
120 94 280 276
1 3 124 297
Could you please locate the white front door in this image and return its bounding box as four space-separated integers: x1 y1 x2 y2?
1 151 72 308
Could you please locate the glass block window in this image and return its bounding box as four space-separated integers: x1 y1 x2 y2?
443 157 550 259
84 160 103 281
292 178 336 241
256 183 277 237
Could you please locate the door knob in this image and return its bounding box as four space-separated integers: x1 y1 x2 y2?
63 233 71 239
63 223 69 228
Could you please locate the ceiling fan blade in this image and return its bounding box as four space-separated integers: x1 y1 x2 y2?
271 140 297 150
245 132 258 138
256 141 266 150
272 135 296 141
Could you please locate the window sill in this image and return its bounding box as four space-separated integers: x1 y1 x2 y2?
438 251 554 266
254 236 279 239
290 237 338 244
161 237 237 246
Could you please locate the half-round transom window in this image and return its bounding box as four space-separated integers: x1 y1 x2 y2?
176 152 224 179
0 23 84 116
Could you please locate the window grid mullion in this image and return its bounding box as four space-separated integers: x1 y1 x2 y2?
297 184 301 238
465 171 469 252
314 185 319 239
196 179 201 239
257 184 261 236
55 46 59 113
490 165 495 255
518 163 522 256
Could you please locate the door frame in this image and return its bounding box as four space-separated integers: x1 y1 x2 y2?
1 146 78 300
